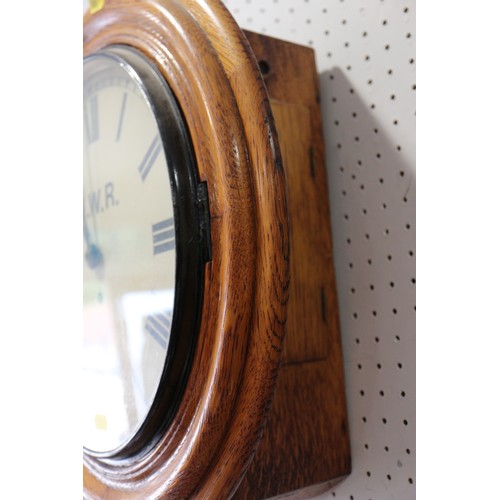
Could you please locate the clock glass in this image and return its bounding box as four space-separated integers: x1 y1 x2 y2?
83 46 205 457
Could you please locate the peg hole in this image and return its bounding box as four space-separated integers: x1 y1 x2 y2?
258 60 270 75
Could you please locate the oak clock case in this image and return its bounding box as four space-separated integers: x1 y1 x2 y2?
84 0 290 498
83 1 350 499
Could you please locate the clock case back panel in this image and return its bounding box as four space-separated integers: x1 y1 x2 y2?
233 32 351 499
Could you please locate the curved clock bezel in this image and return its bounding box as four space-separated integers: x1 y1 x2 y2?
83 1 290 498
83 45 207 460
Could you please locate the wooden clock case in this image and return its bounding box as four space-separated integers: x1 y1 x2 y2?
83 1 350 498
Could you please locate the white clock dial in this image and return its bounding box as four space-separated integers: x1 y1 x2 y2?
83 50 176 454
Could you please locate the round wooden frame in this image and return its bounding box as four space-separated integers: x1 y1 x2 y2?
83 0 289 498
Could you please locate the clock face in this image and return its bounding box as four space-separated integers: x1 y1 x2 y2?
83 47 204 457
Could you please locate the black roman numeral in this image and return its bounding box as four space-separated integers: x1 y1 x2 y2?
85 95 99 144
144 311 172 349
138 135 162 181
152 218 175 255
115 92 128 142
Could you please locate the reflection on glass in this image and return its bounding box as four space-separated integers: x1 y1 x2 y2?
83 290 174 452
83 51 176 453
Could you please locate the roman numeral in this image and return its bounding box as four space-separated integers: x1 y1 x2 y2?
138 135 162 181
85 95 99 144
152 218 175 255
144 311 172 349
115 93 128 142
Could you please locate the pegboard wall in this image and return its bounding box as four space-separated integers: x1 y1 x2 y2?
81 1 416 498
220 1 416 499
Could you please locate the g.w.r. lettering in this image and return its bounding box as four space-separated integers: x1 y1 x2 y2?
85 182 119 217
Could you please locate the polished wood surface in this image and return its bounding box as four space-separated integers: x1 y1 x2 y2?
84 1 289 498
234 33 351 498
83 2 350 498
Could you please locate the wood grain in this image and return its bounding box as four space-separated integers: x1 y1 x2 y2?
271 100 330 364
233 32 351 499
83 1 289 498
83 3 350 498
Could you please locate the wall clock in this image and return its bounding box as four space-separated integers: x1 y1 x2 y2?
83 1 350 498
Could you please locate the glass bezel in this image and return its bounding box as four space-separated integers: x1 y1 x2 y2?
83 45 207 460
